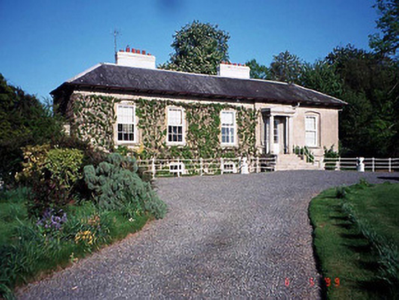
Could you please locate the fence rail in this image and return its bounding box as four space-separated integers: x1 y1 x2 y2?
323 157 399 172
136 156 276 179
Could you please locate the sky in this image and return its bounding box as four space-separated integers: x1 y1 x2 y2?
0 0 380 101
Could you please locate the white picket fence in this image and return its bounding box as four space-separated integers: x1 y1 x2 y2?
136 156 276 179
323 157 399 172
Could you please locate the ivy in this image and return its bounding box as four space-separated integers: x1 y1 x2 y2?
70 94 258 159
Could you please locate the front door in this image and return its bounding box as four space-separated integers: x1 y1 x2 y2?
264 116 286 154
274 117 286 154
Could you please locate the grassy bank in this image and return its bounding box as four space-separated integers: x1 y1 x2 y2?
0 188 150 299
309 180 399 300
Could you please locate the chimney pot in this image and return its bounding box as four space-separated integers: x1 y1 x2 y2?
142 50 146 55
126 46 130 52
131 48 135 53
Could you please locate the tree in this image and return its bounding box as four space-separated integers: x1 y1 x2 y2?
245 59 270 80
325 45 399 156
0 74 64 184
369 0 399 56
269 51 303 83
160 21 230 75
300 60 343 98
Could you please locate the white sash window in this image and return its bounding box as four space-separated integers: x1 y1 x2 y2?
117 105 136 142
167 108 184 143
221 111 235 145
305 116 317 147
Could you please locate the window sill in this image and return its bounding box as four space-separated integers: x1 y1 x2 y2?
166 142 186 147
116 141 139 145
221 143 238 148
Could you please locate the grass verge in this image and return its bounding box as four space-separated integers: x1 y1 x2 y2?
0 188 151 300
309 180 399 300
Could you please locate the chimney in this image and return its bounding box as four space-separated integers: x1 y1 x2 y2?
115 46 156 69
217 62 250 79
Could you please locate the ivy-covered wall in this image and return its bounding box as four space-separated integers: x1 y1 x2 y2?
69 93 258 159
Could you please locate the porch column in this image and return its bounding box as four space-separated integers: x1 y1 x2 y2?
288 116 293 154
269 115 274 154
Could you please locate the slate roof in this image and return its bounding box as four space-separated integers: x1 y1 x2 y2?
52 63 346 107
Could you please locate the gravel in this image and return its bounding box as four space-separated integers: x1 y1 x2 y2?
16 171 398 300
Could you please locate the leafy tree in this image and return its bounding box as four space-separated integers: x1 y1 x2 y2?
160 20 230 75
269 50 303 83
0 74 64 184
245 59 270 79
300 60 343 98
369 0 399 56
325 45 399 156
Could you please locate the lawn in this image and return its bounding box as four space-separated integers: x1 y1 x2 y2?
309 180 399 300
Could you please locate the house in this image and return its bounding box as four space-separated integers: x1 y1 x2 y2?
52 47 346 170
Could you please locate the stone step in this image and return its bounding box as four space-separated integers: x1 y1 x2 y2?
275 154 320 171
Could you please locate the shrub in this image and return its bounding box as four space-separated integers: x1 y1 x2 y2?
45 148 84 192
335 186 347 199
324 145 339 170
84 153 167 219
16 146 84 216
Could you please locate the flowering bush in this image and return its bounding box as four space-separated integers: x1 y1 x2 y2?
36 208 67 237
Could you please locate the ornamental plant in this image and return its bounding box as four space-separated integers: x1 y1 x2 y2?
36 208 68 238
83 153 167 219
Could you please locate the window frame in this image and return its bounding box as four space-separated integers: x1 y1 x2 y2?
305 115 318 147
116 104 137 144
166 107 185 145
220 110 236 146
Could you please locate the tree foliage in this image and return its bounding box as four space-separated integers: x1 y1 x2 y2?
0 74 64 184
269 50 303 83
325 45 399 156
369 0 399 56
160 20 230 75
246 59 270 80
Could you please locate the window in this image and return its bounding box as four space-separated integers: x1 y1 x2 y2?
221 111 235 145
305 115 317 146
117 105 136 142
167 108 184 143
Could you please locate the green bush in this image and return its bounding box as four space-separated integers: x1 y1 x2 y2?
335 186 347 199
16 146 84 216
324 145 339 170
84 153 167 219
45 148 84 192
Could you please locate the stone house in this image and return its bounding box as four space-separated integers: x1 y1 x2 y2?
52 47 346 168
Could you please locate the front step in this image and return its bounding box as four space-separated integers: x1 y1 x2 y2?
275 154 320 171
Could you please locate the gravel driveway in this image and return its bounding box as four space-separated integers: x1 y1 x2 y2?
17 171 397 299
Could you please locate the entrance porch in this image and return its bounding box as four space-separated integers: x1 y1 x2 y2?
261 107 296 155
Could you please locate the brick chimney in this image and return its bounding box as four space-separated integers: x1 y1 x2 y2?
217 62 250 79
115 46 156 69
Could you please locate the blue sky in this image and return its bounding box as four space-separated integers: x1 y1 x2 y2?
0 0 379 101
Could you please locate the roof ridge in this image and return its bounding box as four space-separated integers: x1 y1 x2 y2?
102 62 291 86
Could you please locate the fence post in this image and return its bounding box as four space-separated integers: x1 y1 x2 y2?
200 158 203 176
177 158 180 177
256 157 260 173
152 158 156 179
372 157 375 172
389 158 391 173
220 158 224 175
337 157 341 171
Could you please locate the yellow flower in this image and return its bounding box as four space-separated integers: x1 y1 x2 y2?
75 230 95 245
